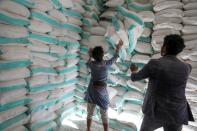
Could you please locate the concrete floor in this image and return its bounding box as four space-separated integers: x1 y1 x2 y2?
59 120 117 131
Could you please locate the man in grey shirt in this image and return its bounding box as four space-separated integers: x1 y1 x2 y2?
130 34 194 131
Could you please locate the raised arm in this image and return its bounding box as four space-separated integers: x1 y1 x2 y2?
86 48 93 67
130 60 152 81
106 40 123 67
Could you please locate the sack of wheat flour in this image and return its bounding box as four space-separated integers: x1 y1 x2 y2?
0 0 30 18
72 2 85 14
153 23 183 30
154 1 183 12
0 9 29 26
131 54 151 64
142 27 152 37
184 2 197 10
124 91 144 102
182 26 197 34
155 9 183 18
0 24 28 38
153 0 181 6
0 78 26 92
183 17 197 26
105 0 124 7
29 32 58 45
0 67 30 82
86 26 106 36
110 95 123 109
0 45 31 60
32 0 53 12
49 75 64 84
65 72 78 81
27 75 49 87
152 29 180 37
48 9 68 24
51 28 81 40
128 1 153 12
28 91 49 103
0 88 27 105
49 44 66 54
135 42 153 55
138 11 155 22
31 57 51 68
4 125 28 131
127 80 148 93
154 16 182 24
67 17 83 26
29 121 57 131
28 40 49 53
183 34 197 41
184 10 197 17
29 19 53 33
100 11 117 19
0 106 27 123
30 66 57 76
122 102 141 112
0 113 30 130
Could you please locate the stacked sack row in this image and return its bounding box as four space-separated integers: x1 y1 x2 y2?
151 0 184 55
0 0 35 130
180 0 197 125
0 0 84 130
122 2 155 129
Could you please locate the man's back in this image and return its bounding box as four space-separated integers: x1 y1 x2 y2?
142 55 193 124
149 55 191 100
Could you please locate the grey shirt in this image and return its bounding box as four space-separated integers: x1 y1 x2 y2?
85 54 118 110
131 55 194 124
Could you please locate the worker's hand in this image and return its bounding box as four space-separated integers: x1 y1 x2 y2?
88 48 93 57
116 40 123 52
130 64 138 73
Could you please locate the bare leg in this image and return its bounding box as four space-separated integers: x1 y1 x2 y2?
87 103 96 131
100 108 109 131
87 118 92 131
103 123 109 131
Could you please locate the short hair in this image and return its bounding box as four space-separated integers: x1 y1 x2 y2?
163 34 185 56
92 46 104 62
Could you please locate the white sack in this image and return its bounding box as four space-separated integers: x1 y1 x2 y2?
0 23 28 38
0 68 30 82
33 0 53 12
0 0 30 17
0 106 27 123
29 19 52 33
0 88 27 105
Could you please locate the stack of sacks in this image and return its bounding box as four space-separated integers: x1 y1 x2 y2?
128 0 154 65
180 0 197 122
76 0 103 103
0 0 32 130
25 0 84 130
0 0 83 130
127 2 153 112
103 5 144 61
152 0 184 52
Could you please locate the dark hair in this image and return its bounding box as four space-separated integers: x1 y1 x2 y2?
92 46 104 62
162 34 185 56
